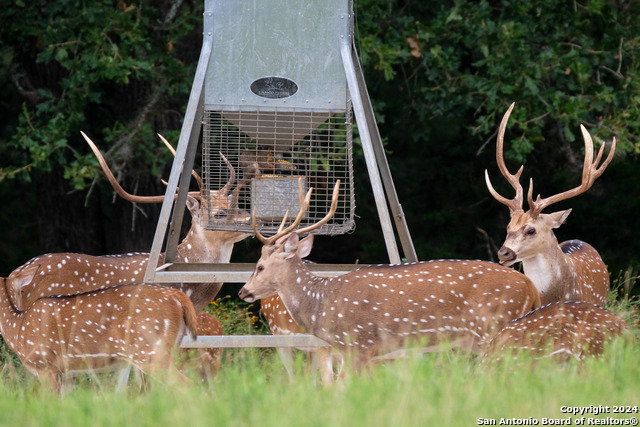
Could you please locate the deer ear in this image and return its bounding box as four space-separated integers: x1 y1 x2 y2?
549 209 572 229
186 195 200 215
297 234 314 259
7 263 39 291
282 233 300 259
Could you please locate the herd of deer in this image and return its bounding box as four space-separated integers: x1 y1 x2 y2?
0 103 632 392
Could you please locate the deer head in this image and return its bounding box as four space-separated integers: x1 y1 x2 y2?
81 131 251 260
485 103 615 305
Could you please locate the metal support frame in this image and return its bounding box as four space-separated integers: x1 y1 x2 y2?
144 9 417 349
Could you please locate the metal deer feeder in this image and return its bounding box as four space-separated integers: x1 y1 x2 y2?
144 0 416 349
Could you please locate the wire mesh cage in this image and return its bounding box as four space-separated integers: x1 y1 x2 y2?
202 106 355 235
199 0 355 236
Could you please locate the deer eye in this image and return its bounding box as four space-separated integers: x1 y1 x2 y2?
256 265 264 272
213 211 227 220
526 228 536 235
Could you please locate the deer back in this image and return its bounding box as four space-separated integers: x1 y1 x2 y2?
0 278 197 385
309 260 541 355
6 245 239 313
557 240 609 305
7 253 150 311
484 301 628 362
241 236 541 358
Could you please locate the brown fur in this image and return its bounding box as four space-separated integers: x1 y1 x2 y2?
498 210 609 305
260 295 341 383
0 278 197 392
484 301 629 362
240 233 541 367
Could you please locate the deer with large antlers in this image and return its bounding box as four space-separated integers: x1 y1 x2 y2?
239 181 541 367
485 103 615 306
484 301 629 362
0 277 197 392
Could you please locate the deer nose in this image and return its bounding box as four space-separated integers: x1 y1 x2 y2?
497 246 516 264
238 287 255 303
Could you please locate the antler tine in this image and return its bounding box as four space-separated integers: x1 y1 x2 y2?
218 152 236 197
529 126 616 215
230 182 245 209
485 103 525 213
252 178 313 245
296 180 341 235
252 209 270 244
158 134 203 191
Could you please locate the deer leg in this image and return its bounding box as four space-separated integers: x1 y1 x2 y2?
317 348 342 386
276 347 296 383
115 366 133 393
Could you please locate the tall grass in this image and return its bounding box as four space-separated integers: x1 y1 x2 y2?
0 337 637 427
0 276 637 426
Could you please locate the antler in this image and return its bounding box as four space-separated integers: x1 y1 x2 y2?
296 180 341 235
158 134 204 191
484 103 527 214
83 132 239 205
159 134 238 204
81 131 201 203
527 126 616 215
252 179 341 245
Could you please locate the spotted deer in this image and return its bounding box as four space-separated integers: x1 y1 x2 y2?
6 133 251 313
0 277 197 393
5 133 251 379
239 181 541 368
484 301 629 362
485 103 615 306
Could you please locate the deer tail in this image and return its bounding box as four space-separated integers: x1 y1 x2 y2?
173 291 198 339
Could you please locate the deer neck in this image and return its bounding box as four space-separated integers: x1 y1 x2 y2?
277 259 339 333
177 226 234 264
521 244 572 302
173 226 248 312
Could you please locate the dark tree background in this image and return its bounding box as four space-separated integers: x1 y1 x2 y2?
1 0 639 296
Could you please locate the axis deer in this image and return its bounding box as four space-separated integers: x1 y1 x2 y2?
79 131 252 313
0 277 197 392
5 133 250 379
260 295 342 384
485 103 615 306
239 181 541 367
484 301 629 362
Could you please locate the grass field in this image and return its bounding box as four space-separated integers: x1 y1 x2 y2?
0 338 638 427
0 285 637 427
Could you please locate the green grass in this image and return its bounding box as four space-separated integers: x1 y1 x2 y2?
0 276 637 426
0 337 638 427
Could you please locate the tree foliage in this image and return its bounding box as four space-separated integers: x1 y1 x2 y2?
0 0 200 185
